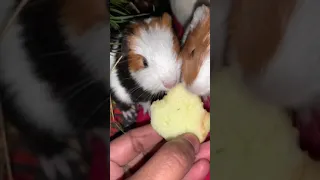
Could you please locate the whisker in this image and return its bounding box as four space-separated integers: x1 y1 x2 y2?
62 77 94 95
136 90 148 101
39 50 69 58
128 86 140 94
65 79 97 101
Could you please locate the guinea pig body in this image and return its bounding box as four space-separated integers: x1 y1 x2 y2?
110 13 181 126
0 0 108 179
180 5 210 97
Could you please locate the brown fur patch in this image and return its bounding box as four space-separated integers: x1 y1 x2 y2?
127 13 181 72
148 12 180 56
128 53 145 72
181 7 210 85
60 0 107 35
228 0 296 75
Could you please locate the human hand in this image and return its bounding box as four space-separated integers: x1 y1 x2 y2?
110 124 210 180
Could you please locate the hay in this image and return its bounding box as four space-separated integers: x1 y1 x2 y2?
110 55 125 134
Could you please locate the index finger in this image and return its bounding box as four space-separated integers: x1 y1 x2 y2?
110 124 163 166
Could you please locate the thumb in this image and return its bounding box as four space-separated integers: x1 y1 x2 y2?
129 133 200 180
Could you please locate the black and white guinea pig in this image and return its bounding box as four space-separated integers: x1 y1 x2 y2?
180 5 210 97
110 12 181 126
0 0 108 178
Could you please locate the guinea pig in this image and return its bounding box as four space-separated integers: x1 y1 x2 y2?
110 12 182 127
180 5 210 97
170 0 230 71
227 0 320 160
169 0 210 28
0 0 108 179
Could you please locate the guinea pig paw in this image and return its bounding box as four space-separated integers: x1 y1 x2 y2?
122 108 138 127
53 156 73 179
39 155 72 180
39 147 86 180
39 156 58 180
139 102 151 115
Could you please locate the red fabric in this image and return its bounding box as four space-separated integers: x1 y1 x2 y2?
172 14 184 40
13 174 35 180
89 137 108 180
9 149 39 180
11 150 39 167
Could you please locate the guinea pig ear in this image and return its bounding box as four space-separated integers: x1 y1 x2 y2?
161 12 172 27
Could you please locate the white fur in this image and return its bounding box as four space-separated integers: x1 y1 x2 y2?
139 101 151 114
65 23 109 89
110 68 134 105
182 5 211 96
243 0 320 108
182 5 209 44
170 0 198 27
170 0 210 27
130 22 181 94
144 18 153 23
0 23 71 134
187 56 210 96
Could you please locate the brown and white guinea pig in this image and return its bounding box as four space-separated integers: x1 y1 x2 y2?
170 0 230 71
169 0 210 28
110 12 181 126
180 5 210 97
227 0 320 159
0 0 108 179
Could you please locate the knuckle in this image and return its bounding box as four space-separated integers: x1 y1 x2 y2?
164 141 194 168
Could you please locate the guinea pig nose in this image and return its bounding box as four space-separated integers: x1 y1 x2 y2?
163 81 176 89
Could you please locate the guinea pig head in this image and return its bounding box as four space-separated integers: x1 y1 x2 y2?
125 13 182 94
180 5 210 96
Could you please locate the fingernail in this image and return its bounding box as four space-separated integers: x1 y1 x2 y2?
181 133 200 153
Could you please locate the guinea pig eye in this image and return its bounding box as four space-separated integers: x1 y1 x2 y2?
142 57 148 67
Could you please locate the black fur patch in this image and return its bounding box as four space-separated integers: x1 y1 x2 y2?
16 0 109 129
113 55 154 103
